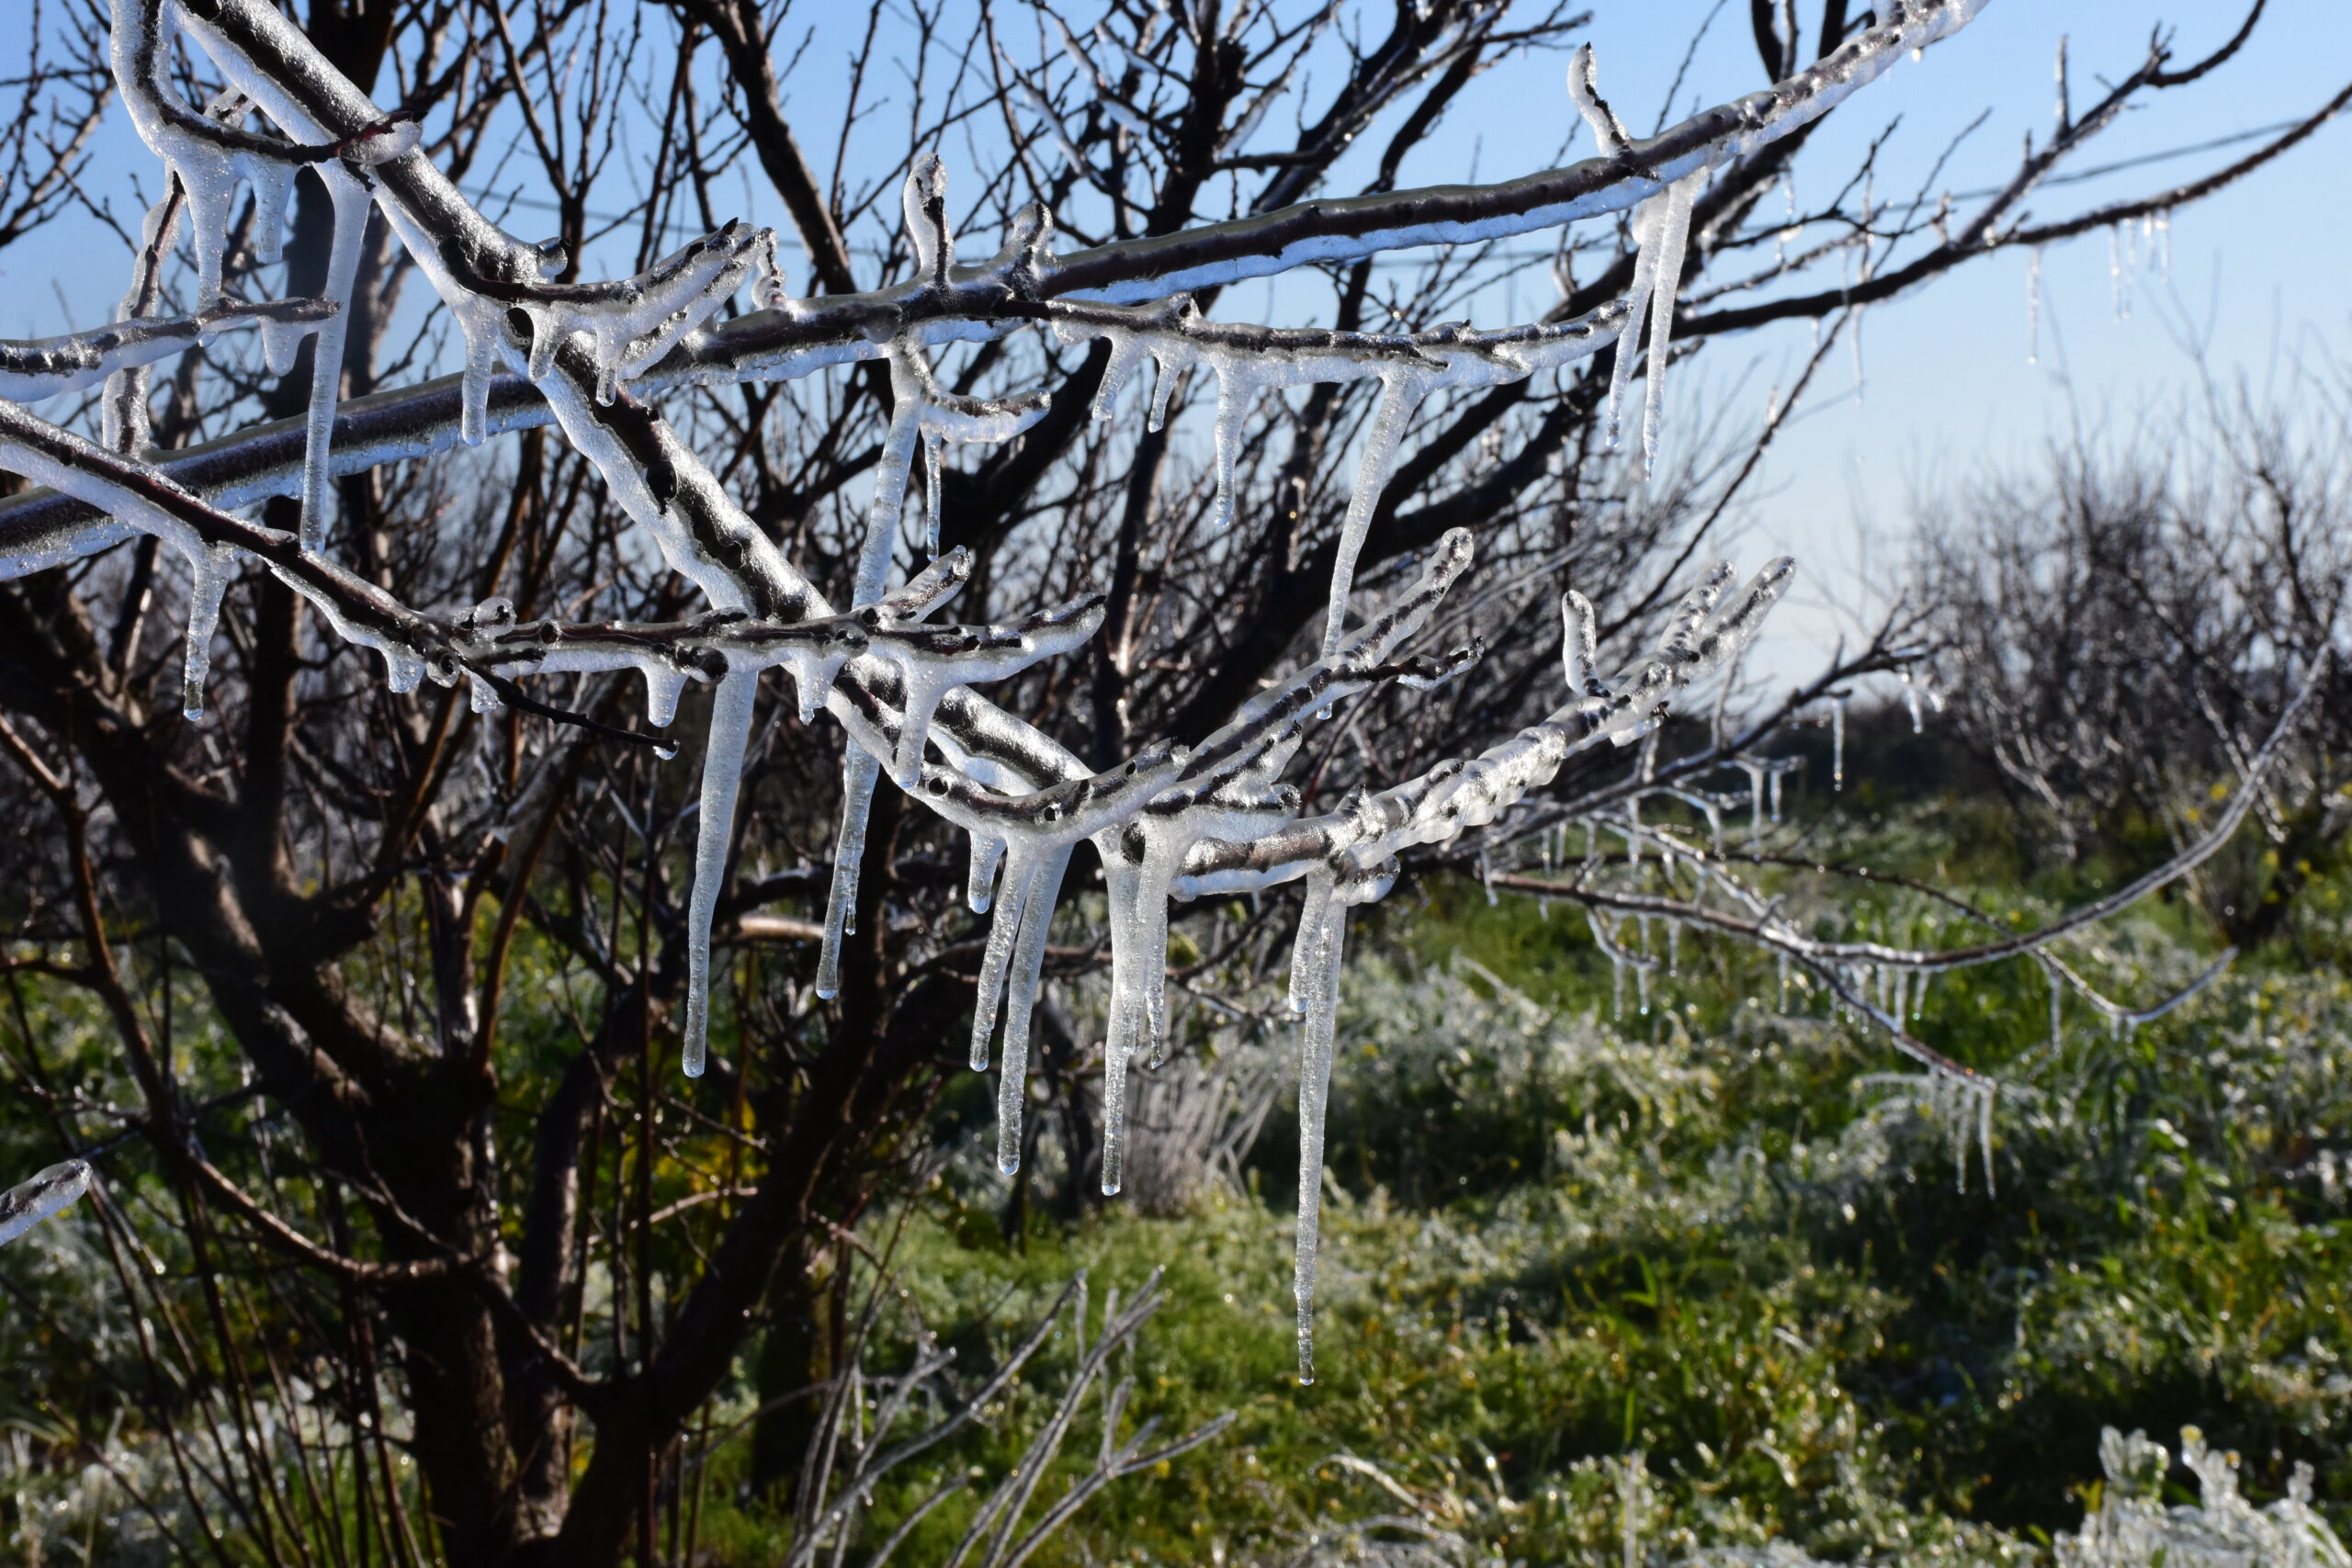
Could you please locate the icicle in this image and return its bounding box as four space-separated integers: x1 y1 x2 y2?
1849 302 1867 402
2025 247 2041 365
1097 852 1149 1195
1901 666 1923 733
1089 329 1146 419
1321 370 1429 660
969 845 1041 1073
2109 225 2127 321
1146 350 1180 432
0 1160 92 1247
1703 800 1723 857
1616 172 1704 478
1635 962 1650 1017
814 748 883 1000
1604 195 1664 452
1624 796 1641 867
1743 760 1766 845
1206 361 1267 529
1977 1085 1996 1197
1611 950 1625 1021
2156 211 2171 279
1561 589 1600 696
1777 951 1790 1011
967 831 1006 914
1831 694 1848 790
179 543 236 720
294 167 371 552
1769 766 1783 824
259 313 306 377
1667 919 1679 976
642 664 690 728
921 428 944 558
682 667 759 1078
1479 848 1498 906
1289 867 1346 1385
2048 967 2062 1048
992 847 1072 1173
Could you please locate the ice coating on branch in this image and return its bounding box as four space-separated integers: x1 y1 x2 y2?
41 11 358 543
901 153 954 288
1089 536 1482 1194
1566 45 1634 157
1050 299 1621 651
511 222 786 407
881 597 1103 788
155 0 457 544
1097 787 1300 1195
925 738 1189 1126
1561 589 1600 694
180 543 237 719
682 665 759 1077
0 1160 92 1247
0 297 336 406
103 187 184 457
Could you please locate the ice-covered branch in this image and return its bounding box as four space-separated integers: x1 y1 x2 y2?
0 295 337 404
0 0 1996 570
0 1160 92 1247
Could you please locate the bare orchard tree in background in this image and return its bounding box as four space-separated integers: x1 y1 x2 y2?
0 0 2336 1562
1917 372 2352 938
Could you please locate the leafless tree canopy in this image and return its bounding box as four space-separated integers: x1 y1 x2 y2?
1917 369 2352 941
0 0 2335 1562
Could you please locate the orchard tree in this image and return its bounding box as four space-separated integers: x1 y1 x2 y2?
0 0 2331 1562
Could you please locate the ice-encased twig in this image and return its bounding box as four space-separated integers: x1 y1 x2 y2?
0 296 338 406
0 1160 92 1247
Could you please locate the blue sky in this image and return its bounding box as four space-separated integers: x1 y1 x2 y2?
8 2 2346 684
1540 1 2352 679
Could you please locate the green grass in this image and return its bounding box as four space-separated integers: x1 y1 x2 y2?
675 794 2352 1564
